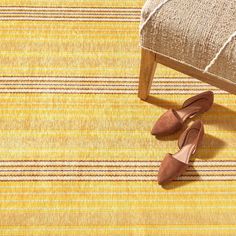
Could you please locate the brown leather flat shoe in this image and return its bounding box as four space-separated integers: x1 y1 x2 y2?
151 91 213 136
158 119 204 185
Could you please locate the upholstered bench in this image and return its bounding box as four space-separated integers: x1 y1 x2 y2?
138 0 236 100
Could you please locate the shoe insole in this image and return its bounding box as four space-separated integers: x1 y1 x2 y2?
172 128 199 164
175 98 208 122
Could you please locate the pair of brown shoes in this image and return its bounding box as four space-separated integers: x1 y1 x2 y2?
151 91 214 185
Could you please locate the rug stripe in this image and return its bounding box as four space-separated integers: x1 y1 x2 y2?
0 7 141 21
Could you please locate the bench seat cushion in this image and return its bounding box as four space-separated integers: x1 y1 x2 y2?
140 0 236 84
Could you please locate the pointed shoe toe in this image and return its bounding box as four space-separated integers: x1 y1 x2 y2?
151 109 183 136
158 153 188 185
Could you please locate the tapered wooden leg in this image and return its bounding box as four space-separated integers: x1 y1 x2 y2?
138 48 157 100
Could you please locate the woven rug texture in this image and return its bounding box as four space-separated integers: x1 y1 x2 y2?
0 0 235 235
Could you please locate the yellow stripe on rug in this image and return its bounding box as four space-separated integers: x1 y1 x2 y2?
0 21 185 78
0 182 236 235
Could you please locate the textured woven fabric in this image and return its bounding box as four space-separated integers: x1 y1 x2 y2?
140 0 236 84
0 0 236 235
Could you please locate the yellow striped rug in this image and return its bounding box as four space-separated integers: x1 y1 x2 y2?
0 0 236 235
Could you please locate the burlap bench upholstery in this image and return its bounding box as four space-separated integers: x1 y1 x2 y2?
138 0 236 99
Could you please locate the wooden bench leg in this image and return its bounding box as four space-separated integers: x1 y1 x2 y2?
138 48 157 100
